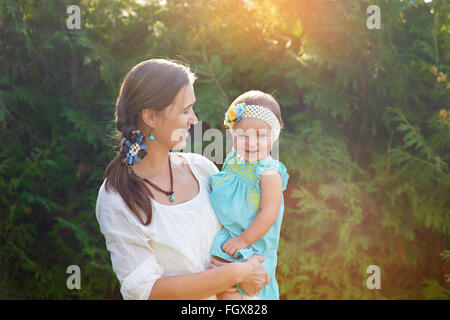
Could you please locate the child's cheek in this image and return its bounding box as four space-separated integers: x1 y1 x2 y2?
258 138 272 158
234 136 245 151
258 138 269 149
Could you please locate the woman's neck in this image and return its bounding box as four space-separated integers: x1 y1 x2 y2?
132 140 171 177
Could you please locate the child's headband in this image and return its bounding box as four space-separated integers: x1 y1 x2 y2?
224 103 281 141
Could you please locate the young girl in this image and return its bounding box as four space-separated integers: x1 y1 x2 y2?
209 90 289 300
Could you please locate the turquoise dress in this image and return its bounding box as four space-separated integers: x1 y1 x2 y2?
209 148 289 300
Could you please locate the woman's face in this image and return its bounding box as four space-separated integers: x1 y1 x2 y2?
146 82 198 151
232 118 273 163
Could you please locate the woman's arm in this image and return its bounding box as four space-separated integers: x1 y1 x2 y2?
222 169 283 258
148 256 267 300
96 185 268 300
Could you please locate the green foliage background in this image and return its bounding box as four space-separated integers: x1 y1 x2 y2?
0 0 448 299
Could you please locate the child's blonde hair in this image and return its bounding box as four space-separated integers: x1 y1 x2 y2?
229 90 285 130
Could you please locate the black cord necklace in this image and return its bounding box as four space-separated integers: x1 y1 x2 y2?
129 154 175 202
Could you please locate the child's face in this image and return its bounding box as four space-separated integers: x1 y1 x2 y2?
232 118 273 163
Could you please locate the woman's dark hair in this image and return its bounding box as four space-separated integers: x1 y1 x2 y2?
104 59 196 225
230 90 285 129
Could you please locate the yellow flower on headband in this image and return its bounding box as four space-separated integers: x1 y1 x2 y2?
224 103 247 127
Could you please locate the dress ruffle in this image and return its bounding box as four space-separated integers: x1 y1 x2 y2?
255 159 289 191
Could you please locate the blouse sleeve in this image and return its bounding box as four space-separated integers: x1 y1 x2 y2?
256 159 289 191
95 183 164 300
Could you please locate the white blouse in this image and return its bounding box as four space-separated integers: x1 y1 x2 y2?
95 152 223 300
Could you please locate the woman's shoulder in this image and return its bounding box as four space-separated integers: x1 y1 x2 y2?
97 178 115 204
96 178 150 231
96 178 137 223
97 178 123 201
96 179 122 216
96 179 118 226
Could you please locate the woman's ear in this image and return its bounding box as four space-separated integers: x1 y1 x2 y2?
140 108 159 128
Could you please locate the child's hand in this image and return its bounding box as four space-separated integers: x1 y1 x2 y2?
222 236 248 259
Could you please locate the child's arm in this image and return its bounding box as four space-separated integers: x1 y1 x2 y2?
222 169 283 258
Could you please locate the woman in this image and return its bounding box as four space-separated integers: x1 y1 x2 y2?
95 58 268 300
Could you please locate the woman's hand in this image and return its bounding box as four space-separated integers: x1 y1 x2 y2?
208 256 229 269
238 255 269 296
207 257 240 294
207 255 269 297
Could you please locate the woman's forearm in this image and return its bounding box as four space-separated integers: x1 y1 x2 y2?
148 261 247 300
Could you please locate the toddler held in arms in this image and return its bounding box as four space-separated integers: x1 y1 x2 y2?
208 90 289 300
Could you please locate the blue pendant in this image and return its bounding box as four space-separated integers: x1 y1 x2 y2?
169 195 175 202
149 135 155 141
